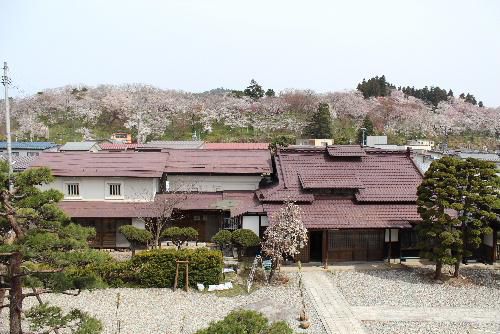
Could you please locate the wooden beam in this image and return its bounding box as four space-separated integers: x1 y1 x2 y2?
323 230 328 269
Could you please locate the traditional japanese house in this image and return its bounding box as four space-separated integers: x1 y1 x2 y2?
255 145 424 263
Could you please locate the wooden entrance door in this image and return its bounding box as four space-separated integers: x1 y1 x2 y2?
329 230 384 261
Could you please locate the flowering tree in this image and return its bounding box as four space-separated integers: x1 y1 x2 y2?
261 201 308 282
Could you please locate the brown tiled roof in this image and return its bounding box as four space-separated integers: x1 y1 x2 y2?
259 146 422 203
203 143 269 150
154 191 261 217
264 199 417 229
164 149 272 174
30 152 168 177
58 201 157 218
327 145 366 157
99 143 139 151
298 171 364 189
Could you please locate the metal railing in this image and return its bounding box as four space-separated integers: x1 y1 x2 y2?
222 217 239 231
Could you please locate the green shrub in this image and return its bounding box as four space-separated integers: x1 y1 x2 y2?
231 229 260 258
266 321 294 334
195 310 294 334
128 248 223 288
161 227 199 249
211 230 232 249
119 225 153 256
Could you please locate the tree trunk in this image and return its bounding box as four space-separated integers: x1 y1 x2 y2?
9 252 23 334
131 247 136 258
434 261 442 280
453 257 461 278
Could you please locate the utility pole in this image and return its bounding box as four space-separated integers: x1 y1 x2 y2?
2 62 13 191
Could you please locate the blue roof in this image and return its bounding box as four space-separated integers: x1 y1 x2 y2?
0 141 57 150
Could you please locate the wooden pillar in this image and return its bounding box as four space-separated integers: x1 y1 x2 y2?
388 228 392 264
322 230 329 269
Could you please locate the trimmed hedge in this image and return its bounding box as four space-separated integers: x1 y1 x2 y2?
126 248 223 288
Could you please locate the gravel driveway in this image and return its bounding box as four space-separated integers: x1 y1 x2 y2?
331 267 500 334
0 274 326 334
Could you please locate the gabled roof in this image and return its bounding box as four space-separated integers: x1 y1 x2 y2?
0 154 38 171
259 146 422 203
30 152 168 177
203 143 269 150
59 142 101 151
164 149 272 174
0 141 57 150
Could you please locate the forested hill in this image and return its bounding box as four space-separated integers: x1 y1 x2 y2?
3 76 499 149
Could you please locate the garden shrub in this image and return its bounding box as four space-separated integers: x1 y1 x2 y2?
211 230 232 249
128 248 223 288
119 225 153 256
231 229 260 258
195 310 294 334
161 226 199 249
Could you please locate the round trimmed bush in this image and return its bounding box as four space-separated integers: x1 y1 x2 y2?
211 230 232 249
161 227 199 249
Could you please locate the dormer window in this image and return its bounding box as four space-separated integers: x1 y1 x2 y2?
65 183 80 198
106 182 123 199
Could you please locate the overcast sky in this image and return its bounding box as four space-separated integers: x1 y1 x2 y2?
1 0 499 106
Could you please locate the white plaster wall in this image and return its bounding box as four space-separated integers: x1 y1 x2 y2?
384 229 399 242
242 216 260 236
132 218 145 229
167 175 262 192
40 177 159 201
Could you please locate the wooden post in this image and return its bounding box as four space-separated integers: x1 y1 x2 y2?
173 262 179 291
185 262 189 292
9 252 22 334
387 229 392 264
322 230 328 269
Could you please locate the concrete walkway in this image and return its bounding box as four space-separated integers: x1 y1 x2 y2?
302 271 367 334
352 306 500 323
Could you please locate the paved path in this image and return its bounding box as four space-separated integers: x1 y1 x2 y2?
302 271 367 334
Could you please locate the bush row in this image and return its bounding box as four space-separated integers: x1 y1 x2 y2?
98 248 223 288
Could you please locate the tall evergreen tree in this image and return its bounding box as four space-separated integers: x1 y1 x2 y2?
0 162 103 333
417 157 499 279
453 158 499 276
417 157 463 279
303 103 333 139
356 116 374 145
243 79 265 100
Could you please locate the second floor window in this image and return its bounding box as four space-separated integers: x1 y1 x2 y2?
108 183 122 197
27 152 39 157
66 183 80 197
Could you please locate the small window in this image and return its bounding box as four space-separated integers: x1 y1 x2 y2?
11 152 19 157
66 183 80 197
27 152 39 157
108 183 122 197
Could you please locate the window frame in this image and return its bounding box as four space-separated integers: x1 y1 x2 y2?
64 182 81 199
105 181 124 199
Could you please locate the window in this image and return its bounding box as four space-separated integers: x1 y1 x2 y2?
27 152 39 157
11 152 19 157
66 183 80 197
108 183 122 197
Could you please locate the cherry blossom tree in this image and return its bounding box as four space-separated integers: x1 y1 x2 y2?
261 201 308 282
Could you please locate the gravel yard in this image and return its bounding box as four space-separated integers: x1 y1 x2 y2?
331 266 500 308
0 274 326 334
363 321 500 334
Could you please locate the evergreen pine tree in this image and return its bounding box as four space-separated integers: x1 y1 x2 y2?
356 116 374 145
243 79 265 100
303 103 333 139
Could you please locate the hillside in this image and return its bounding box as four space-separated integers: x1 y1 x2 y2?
3 80 500 149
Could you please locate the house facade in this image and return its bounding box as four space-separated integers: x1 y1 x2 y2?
254 145 423 263
30 149 272 247
0 141 57 157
